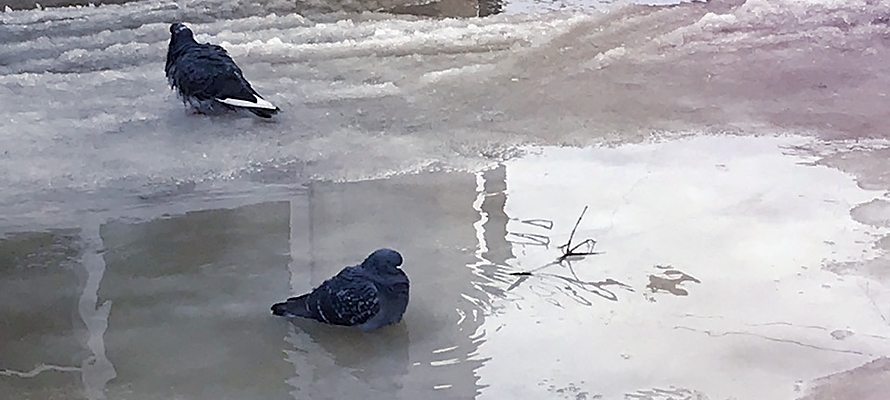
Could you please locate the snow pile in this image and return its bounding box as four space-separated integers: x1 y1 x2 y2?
0 1 585 224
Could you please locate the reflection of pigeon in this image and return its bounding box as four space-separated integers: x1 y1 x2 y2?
272 249 409 331
165 23 280 118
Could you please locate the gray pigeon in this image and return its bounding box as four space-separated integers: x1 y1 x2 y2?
272 249 409 331
165 23 280 118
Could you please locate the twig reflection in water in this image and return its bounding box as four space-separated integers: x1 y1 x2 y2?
506 206 632 305
506 218 553 247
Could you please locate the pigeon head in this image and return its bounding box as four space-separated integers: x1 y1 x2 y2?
170 22 189 35
168 23 195 45
166 23 198 76
361 248 403 274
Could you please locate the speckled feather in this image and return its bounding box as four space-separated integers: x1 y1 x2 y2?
272 249 409 331
306 266 381 325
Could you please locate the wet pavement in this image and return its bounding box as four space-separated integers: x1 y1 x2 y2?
3 136 890 399
2 0 890 399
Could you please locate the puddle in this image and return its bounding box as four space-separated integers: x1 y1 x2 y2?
1 173 489 399
474 135 890 399
2 135 890 399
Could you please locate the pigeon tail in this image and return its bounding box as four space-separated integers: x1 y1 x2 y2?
271 294 310 317
215 96 280 118
247 107 279 119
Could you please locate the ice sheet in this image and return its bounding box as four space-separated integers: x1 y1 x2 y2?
0 4 585 228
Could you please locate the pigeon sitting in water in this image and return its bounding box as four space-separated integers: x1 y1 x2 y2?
165 22 280 118
272 249 409 331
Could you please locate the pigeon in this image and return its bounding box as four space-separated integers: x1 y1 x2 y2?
272 249 409 331
165 22 280 118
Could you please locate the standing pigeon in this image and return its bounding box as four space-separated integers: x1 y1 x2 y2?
165 22 280 118
272 249 409 331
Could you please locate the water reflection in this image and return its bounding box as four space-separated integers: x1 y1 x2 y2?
4 135 889 399
290 172 491 398
0 230 86 399
284 323 410 398
77 225 115 400
1 171 503 399
466 164 524 311
475 136 890 400
473 165 633 309
98 201 294 399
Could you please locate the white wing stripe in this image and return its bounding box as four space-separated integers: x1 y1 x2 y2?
216 96 277 110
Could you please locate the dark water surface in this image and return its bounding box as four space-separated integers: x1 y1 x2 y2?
1 171 500 399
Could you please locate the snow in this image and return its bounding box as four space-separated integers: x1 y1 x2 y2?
0 3 586 228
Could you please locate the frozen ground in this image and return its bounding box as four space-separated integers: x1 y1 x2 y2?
2 0 890 399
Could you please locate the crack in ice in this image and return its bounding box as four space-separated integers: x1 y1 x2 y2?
673 325 877 357
0 363 81 378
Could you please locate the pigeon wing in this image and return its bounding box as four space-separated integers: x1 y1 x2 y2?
169 46 239 101
305 266 381 326
375 269 410 327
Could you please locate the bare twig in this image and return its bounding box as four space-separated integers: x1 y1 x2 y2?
502 206 630 303
507 206 601 276
557 206 602 262
560 206 587 253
